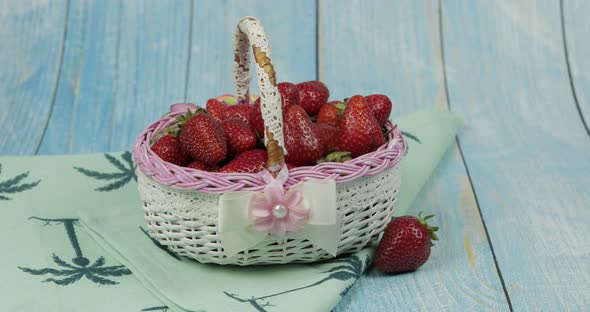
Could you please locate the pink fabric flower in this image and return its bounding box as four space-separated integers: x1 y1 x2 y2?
170 103 198 113
251 169 310 236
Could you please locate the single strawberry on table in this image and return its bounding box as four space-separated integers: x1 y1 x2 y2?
317 101 345 127
219 149 268 173
151 134 190 166
296 80 330 116
365 94 393 126
339 95 384 157
374 213 439 273
178 112 227 166
222 118 257 155
283 105 324 166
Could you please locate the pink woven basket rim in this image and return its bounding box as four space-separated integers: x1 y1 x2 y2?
132 111 406 194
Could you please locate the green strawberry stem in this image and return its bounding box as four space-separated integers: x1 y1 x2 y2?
166 107 206 137
417 211 439 245
317 151 352 163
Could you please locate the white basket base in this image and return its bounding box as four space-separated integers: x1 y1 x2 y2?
139 164 401 266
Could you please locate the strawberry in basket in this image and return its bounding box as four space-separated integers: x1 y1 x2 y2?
283 105 324 166
296 80 329 116
150 134 191 166
339 95 385 157
151 83 395 171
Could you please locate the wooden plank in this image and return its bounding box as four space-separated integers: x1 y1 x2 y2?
0 0 68 155
37 0 317 154
37 0 192 154
441 0 590 310
563 0 590 135
320 0 446 116
320 1 510 310
185 0 317 101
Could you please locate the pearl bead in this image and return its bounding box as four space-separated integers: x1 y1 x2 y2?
272 204 288 219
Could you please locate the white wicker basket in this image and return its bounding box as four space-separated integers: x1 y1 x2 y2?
133 17 405 265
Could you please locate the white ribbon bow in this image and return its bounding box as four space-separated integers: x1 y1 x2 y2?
218 167 341 258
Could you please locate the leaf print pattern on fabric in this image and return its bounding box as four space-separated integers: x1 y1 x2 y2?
401 131 421 143
20 254 130 286
74 151 136 191
19 217 132 286
141 306 170 312
0 163 40 200
224 255 371 311
323 255 372 296
401 130 421 154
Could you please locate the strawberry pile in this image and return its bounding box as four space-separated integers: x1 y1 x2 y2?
151 81 393 173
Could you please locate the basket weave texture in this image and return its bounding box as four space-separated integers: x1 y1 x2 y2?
132 17 406 265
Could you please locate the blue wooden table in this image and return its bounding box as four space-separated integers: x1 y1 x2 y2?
1 0 589 310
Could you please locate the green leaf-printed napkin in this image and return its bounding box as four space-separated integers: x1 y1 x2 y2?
0 109 460 312
0 153 162 311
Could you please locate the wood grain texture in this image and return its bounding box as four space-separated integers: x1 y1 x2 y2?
0 0 68 155
320 1 510 310
36 0 316 154
37 0 192 154
441 0 590 310
562 0 590 135
185 0 317 101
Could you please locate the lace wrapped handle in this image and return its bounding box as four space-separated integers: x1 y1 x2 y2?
233 16 285 174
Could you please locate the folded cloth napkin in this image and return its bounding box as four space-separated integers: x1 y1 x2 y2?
0 109 461 312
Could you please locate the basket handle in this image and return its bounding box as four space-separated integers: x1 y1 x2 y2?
233 17 285 174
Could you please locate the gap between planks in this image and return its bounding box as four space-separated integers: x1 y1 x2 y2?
559 0 590 138
35 0 71 155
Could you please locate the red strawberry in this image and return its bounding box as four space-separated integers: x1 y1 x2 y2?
277 82 299 109
186 160 217 171
222 118 257 155
283 105 324 166
315 122 340 153
296 81 329 116
317 101 345 127
374 213 438 273
151 134 190 166
371 122 386 148
206 98 227 122
250 98 265 137
219 149 268 173
226 103 252 125
179 113 227 166
339 95 384 157
365 94 393 126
